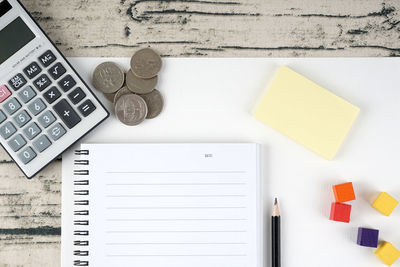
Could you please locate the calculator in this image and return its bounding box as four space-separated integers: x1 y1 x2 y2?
0 0 109 178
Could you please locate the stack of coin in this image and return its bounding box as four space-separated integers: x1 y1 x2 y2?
92 48 164 126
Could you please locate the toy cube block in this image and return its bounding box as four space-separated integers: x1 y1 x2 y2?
372 192 399 216
333 182 355 202
375 242 400 266
357 227 379 248
329 202 351 223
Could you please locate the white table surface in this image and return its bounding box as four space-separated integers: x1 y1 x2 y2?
64 57 400 267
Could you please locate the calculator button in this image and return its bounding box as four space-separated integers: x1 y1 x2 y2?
0 85 12 103
23 122 41 140
18 146 37 164
33 135 52 152
23 62 42 79
78 100 96 117
28 98 46 116
33 74 52 92
13 110 31 128
0 122 16 139
8 73 27 91
53 99 81 129
38 50 56 67
4 98 21 115
8 134 26 152
68 87 86 105
48 123 66 141
48 62 66 80
18 86 36 103
38 110 56 128
43 86 61 104
0 110 6 124
58 75 76 92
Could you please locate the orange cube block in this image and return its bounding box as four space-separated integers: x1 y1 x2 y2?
333 182 355 203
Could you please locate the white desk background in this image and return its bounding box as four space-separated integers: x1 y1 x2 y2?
64 58 400 267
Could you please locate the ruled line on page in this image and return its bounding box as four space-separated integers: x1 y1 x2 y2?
106 242 248 245
105 195 247 198
105 183 247 186
106 230 247 233
106 218 248 221
106 171 248 174
106 207 247 210
106 254 247 257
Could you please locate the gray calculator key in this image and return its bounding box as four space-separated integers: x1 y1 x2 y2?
28 98 46 116
0 121 17 139
48 123 66 141
8 134 26 152
18 86 36 103
13 110 31 128
0 110 6 124
33 135 51 152
18 146 37 164
23 122 41 140
4 98 21 115
38 110 56 128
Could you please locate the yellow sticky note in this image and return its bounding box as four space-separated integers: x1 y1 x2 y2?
253 66 360 160
372 192 399 216
375 242 400 266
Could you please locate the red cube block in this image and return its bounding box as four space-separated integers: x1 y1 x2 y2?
329 202 351 223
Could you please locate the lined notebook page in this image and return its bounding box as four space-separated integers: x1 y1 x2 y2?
81 143 261 267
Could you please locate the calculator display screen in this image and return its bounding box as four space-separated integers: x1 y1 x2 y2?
0 17 36 65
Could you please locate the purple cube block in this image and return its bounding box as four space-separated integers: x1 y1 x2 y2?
357 227 379 248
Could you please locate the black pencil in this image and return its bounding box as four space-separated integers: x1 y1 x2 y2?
272 198 281 267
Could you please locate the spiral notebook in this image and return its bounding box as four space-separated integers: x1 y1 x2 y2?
61 143 262 267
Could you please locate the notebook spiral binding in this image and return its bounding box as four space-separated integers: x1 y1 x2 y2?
73 150 90 266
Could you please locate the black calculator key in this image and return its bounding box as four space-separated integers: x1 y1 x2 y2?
78 100 96 117
43 86 61 104
68 87 86 105
33 74 52 91
48 62 66 80
53 99 81 129
8 73 27 91
58 75 76 92
23 62 42 79
38 50 56 67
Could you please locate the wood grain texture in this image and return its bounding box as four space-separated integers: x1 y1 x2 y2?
19 0 400 57
1 0 399 266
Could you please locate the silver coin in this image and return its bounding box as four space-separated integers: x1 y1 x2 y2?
115 94 148 126
92 62 125 94
140 89 164 119
126 69 158 94
130 48 162 79
113 86 132 104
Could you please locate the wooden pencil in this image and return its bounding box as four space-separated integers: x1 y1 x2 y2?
272 198 281 267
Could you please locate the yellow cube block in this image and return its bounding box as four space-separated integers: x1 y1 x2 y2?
375 242 400 266
372 192 399 216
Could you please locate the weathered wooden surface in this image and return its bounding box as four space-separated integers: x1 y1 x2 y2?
22 0 400 57
1 0 399 266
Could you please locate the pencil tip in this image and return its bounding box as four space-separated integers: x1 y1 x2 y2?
274 198 278 205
